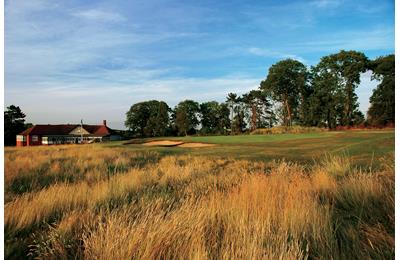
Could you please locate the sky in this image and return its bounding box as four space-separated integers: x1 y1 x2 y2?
4 0 395 129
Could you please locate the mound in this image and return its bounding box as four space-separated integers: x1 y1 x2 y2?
142 140 184 147
178 142 215 148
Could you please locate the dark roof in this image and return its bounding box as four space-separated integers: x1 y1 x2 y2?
19 124 117 137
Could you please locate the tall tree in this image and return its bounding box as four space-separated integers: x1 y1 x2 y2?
5 105 27 146
242 91 258 131
144 101 170 137
218 103 231 134
309 64 344 128
232 96 247 134
199 101 230 134
199 101 231 134
125 100 170 137
174 100 200 136
226 93 238 133
367 54 395 126
242 90 274 131
260 59 308 126
321 50 368 126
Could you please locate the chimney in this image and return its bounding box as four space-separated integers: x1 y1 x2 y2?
103 120 107 126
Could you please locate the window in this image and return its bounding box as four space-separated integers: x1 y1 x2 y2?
32 135 38 142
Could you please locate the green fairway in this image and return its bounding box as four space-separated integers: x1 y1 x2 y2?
116 130 394 168
161 132 334 144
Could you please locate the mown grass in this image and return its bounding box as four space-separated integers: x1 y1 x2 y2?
4 134 394 259
123 130 394 168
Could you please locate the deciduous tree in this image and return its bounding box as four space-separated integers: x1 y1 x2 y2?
200 101 230 134
174 100 200 136
260 59 308 126
125 100 170 137
367 54 395 126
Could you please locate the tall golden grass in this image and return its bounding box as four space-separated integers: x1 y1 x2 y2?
4 145 394 259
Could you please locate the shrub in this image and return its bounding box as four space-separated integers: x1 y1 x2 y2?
251 125 328 135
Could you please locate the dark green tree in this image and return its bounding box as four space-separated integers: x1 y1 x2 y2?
143 101 170 137
174 100 200 136
260 59 308 126
243 90 275 130
367 54 395 126
199 101 230 134
232 110 246 134
321 50 368 126
309 64 343 128
232 96 247 134
217 103 231 134
200 101 219 134
199 101 231 135
308 51 368 128
5 105 27 146
125 100 170 137
226 93 238 133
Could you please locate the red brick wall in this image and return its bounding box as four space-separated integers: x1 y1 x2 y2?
27 135 42 146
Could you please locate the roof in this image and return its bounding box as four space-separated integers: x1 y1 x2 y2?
19 124 118 137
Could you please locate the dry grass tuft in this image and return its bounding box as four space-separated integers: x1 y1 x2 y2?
4 145 394 259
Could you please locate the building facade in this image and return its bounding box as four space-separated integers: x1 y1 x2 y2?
16 120 122 146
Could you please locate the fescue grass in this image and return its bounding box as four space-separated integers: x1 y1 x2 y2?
251 125 328 135
4 132 394 259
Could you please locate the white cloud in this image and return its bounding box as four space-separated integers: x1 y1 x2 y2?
6 75 260 129
4 0 393 129
72 9 126 22
310 0 343 9
356 71 380 115
248 47 307 64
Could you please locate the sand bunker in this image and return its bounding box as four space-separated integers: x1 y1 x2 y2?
142 140 215 148
142 140 184 147
178 142 215 148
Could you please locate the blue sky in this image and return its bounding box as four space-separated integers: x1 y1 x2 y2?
5 0 394 129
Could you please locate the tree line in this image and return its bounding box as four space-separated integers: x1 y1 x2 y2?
7 50 390 141
4 50 393 144
125 50 394 137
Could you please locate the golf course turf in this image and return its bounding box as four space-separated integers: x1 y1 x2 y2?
118 130 394 168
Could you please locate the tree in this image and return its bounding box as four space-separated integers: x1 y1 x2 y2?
143 101 170 137
367 54 395 126
309 64 343 128
226 93 238 133
217 103 231 134
5 105 27 146
320 50 368 126
200 101 219 134
232 109 246 134
242 90 274 131
200 101 230 134
308 51 368 128
231 96 247 134
174 100 200 136
242 91 258 131
125 100 170 137
260 59 308 126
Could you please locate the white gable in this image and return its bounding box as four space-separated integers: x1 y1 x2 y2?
69 126 90 135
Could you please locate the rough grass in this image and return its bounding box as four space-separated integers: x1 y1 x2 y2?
4 143 394 259
251 125 328 135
